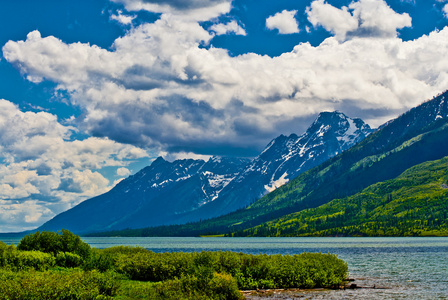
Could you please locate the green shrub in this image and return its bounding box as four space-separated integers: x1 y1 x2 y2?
18 229 91 259
56 252 83 268
0 243 55 271
111 249 347 290
0 241 12 268
101 245 148 256
13 250 55 271
148 273 243 300
83 248 115 272
208 273 243 300
0 268 120 300
115 251 192 281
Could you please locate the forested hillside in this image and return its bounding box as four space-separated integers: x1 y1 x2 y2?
232 156 448 237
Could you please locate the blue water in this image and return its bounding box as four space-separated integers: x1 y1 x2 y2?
2 237 448 299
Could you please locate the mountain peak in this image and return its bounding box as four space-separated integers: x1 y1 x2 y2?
151 156 166 165
307 110 372 140
313 111 348 126
317 110 344 118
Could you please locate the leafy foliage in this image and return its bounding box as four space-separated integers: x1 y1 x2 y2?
0 268 120 300
0 242 55 271
18 229 91 259
148 273 242 300
55 252 83 268
109 249 347 290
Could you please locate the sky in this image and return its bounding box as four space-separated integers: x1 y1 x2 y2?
1 0 448 232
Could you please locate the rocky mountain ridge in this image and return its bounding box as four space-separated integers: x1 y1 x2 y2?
38 111 374 233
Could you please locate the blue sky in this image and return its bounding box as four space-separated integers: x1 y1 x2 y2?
1 0 448 232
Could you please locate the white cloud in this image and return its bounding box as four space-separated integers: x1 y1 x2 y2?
349 0 412 37
0 100 149 232
307 0 411 41
307 0 358 40
444 4 448 18
266 10 300 34
110 0 232 21
0 199 54 232
163 152 212 162
210 20 246 36
3 3 448 161
116 167 131 176
110 9 136 25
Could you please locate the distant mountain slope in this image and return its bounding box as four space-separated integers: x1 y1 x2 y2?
38 111 371 234
39 156 249 233
90 91 448 237
234 156 448 237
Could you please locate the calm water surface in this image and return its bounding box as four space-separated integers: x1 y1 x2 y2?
3 236 448 299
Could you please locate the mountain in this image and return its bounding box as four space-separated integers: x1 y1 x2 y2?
92 90 448 237
205 111 373 213
235 156 448 237
39 156 250 233
225 91 448 233
38 112 372 234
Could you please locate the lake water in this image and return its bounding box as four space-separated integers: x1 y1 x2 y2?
2 236 447 299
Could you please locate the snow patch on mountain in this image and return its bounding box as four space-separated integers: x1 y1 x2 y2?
264 172 289 193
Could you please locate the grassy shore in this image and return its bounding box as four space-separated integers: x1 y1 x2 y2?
0 230 348 299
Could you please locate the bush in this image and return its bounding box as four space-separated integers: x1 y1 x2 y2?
0 268 120 300
0 243 55 271
112 250 347 290
0 241 12 267
18 229 91 260
56 252 83 268
82 248 115 272
208 273 243 300
101 245 148 256
115 251 192 281
148 273 243 300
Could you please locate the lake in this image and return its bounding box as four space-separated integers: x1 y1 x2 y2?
2 236 448 299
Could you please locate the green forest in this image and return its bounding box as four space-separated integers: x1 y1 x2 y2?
231 157 448 237
0 230 348 299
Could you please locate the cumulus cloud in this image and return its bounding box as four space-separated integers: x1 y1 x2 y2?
307 0 358 40
266 10 300 34
110 9 136 25
0 199 54 232
210 20 246 36
110 0 232 21
3 1 448 160
116 167 131 176
307 0 411 41
444 4 448 18
0 100 149 232
349 0 412 37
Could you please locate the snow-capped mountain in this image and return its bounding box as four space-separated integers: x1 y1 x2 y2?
253 111 372 193
210 111 373 214
38 111 373 233
38 156 250 233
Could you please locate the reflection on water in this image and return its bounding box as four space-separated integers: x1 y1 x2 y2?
2 236 448 299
